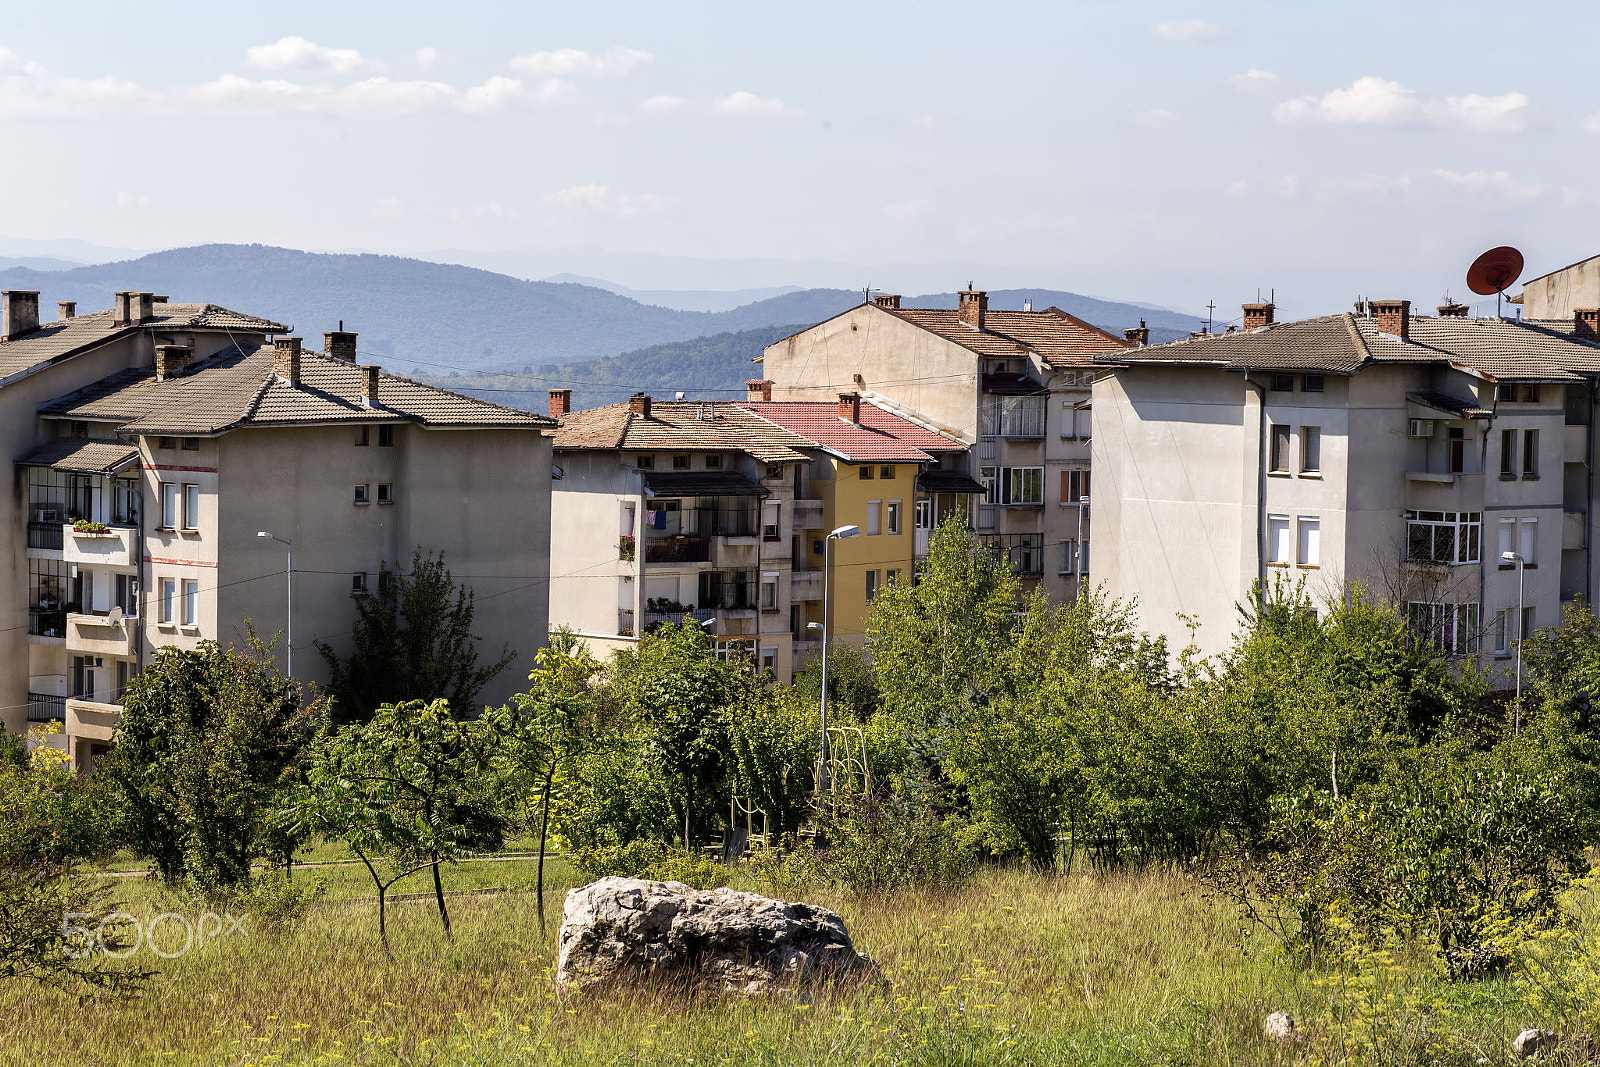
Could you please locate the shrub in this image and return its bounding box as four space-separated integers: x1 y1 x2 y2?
753 794 976 898
569 839 732 890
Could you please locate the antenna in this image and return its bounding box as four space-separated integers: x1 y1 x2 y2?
1466 246 1524 319
1205 300 1217 334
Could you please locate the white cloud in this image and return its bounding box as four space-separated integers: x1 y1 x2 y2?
245 36 366 74
115 191 150 210
909 113 935 129
639 94 685 113
1137 108 1179 127
1223 180 1250 197
543 184 664 217
414 47 438 71
1277 175 1299 197
1324 173 1413 196
1226 69 1279 92
1151 19 1220 42
883 199 930 221
511 46 651 78
1431 168 1543 199
1273 76 1531 133
712 90 803 118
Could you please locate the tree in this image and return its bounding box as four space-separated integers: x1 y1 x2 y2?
280 699 504 944
98 633 325 888
317 549 515 723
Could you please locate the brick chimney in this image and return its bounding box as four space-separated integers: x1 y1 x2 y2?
958 285 987 330
0 290 39 341
1576 308 1600 341
745 379 774 402
57 301 75 321
324 327 358 362
546 389 571 417
1242 302 1275 329
274 337 302 385
1122 319 1149 346
360 365 380 408
1370 299 1411 341
1438 301 1470 318
872 294 901 309
154 344 192 382
838 391 862 424
629 393 652 419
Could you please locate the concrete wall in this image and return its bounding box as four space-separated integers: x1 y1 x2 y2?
1522 256 1600 320
806 456 919 645
549 452 643 639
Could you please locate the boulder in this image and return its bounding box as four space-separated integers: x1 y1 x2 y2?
555 877 882 994
1263 1011 1299 1043
1513 1029 1556 1058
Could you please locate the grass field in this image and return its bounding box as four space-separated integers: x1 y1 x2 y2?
4 863 1554 1066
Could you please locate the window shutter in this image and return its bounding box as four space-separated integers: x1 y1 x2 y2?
1271 425 1290 471
1060 470 1070 503
1268 516 1290 563
1302 427 1321 472
1298 518 1320 566
1519 519 1536 565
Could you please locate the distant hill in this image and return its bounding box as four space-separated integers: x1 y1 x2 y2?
542 274 803 313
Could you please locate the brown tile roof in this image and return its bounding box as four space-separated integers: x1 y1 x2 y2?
38 343 551 434
14 437 140 474
553 400 815 463
740 401 965 463
889 306 1132 367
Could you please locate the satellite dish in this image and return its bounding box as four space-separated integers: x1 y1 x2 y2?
1467 246 1524 297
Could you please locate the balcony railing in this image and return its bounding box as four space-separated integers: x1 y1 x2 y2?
28 609 68 638
27 521 63 551
27 693 65 722
643 608 716 630
644 536 711 564
981 534 1045 576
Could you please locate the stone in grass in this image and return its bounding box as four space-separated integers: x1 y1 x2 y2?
1513 1029 1557 1058
556 877 883 994
1263 1011 1299 1043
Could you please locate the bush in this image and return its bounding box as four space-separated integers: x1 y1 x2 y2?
569 839 732 890
753 794 976 898
188 871 325 928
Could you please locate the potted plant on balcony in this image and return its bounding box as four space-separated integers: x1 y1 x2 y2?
618 534 636 561
72 520 111 535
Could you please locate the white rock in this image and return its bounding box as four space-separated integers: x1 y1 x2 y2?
1264 1011 1298 1043
1513 1029 1556 1058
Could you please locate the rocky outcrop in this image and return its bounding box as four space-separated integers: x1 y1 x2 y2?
555 877 882 994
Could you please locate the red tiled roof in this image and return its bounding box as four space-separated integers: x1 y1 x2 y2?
740 401 965 463
553 400 816 463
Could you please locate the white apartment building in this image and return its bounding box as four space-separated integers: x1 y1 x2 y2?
1094 298 1600 675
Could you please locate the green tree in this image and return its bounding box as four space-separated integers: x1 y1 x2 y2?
316 549 516 723
98 633 325 888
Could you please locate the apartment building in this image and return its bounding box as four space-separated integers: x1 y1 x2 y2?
21 321 553 769
739 384 968 651
546 392 819 681
759 287 1134 600
1093 298 1600 673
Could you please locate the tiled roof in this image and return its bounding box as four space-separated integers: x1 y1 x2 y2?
14 437 140 474
38 343 551 434
644 471 769 498
739 400 965 463
0 303 287 385
889 306 1132 367
553 400 816 464
1105 311 1600 381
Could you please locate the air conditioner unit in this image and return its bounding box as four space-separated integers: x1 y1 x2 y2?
1407 419 1434 438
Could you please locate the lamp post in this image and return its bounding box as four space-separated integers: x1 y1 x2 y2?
816 524 861 797
258 532 293 678
1501 549 1525 734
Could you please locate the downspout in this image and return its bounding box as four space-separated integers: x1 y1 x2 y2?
1243 369 1268 586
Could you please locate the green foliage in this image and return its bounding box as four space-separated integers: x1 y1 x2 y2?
727 688 819 842
316 548 515 724
569 839 732 890
98 633 325 888
754 794 977 897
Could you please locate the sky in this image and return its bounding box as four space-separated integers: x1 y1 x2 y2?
2 0 1597 322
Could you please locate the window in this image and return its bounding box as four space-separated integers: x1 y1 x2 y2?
1449 427 1465 474
377 483 392 504
1297 517 1320 567
115 660 130 702
1406 511 1481 564
1270 425 1292 473
887 568 901 586
914 499 933 530
1076 407 1092 440
159 579 176 624
1062 469 1090 504
181 483 198 530
886 501 901 535
1501 429 1516 476
1407 601 1480 655
1493 609 1509 653
866 500 882 536
115 574 137 617
1519 517 1537 566
762 505 779 541
1304 375 1325 392
1268 515 1291 564
70 421 88 438
160 482 178 529
378 570 394 595
880 465 894 480
1080 539 1090 574
378 425 394 447
865 569 878 601
1272 373 1295 391
760 574 778 611
355 426 369 446
636 455 654 469
1523 605 1536 640
1498 517 1515 563
981 395 1047 438
112 477 139 525
1496 384 1517 402
181 438 199 451
351 573 368 595
158 437 176 450
1059 540 1078 574
859 465 874 480
1523 429 1539 476
761 646 778 675
354 484 369 504
766 464 782 479
987 466 1044 505
672 455 690 470
1301 427 1322 474
1523 385 1540 403
705 454 722 470
181 579 198 626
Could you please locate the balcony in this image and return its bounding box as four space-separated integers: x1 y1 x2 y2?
643 535 711 565
643 607 716 631
27 521 63 552
981 534 1045 576
67 611 136 656
791 569 824 601
65 699 122 745
792 499 825 531
63 524 137 568
27 692 65 723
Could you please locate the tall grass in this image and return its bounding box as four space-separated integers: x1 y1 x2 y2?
6 865 1535 1066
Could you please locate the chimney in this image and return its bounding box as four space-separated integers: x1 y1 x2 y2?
0 290 40 342
274 337 302 385
360 365 380 408
1242 302 1275 329
1576 308 1600 341
131 292 153 325
548 389 572 417
1122 319 1149 346
154 344 192 381
838 391 862 424
113 291 132 325
745 379 774 402
324 327 358 362
1370 299 1411 341
629 393 652 419
57 301 75 321
958 285 987 330
872 294 901 310
1438 301 1470 318
151 295 168 303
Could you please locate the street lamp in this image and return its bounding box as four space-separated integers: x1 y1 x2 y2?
258 532 293 678
1502 549 1525 733
817 524 861 797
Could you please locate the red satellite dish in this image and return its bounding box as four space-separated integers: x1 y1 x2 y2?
1467 246 1524 296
